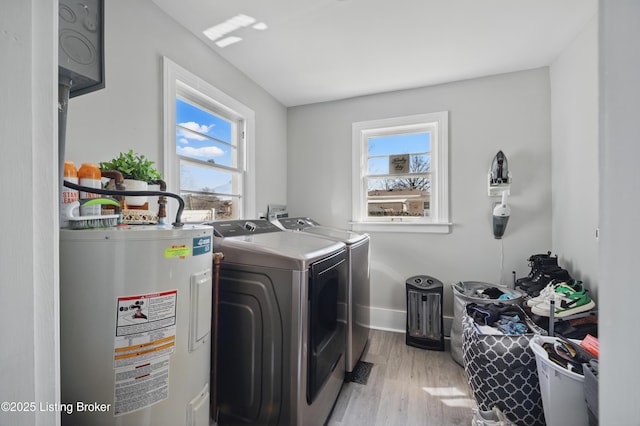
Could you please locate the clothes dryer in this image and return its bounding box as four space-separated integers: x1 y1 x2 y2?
207 220 347 426
272 216 370 380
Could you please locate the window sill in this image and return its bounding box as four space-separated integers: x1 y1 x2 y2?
349 221 452 234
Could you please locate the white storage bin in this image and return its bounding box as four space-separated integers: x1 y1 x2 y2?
529 336 588 426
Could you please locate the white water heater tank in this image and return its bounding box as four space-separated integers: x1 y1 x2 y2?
60 225 213 426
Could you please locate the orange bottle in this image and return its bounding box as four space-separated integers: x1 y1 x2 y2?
60 161 79 226
78 163 102 216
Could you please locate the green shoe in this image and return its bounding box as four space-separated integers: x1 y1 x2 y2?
531 287 595 318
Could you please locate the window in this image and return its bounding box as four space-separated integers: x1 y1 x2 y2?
351 112 450 233
163 57 255 221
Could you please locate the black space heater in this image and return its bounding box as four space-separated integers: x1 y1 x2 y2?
406 275 444 351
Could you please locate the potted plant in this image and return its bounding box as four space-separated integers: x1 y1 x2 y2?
100 150 162 207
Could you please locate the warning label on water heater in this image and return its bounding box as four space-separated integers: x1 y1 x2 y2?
113 355 170 416
113 290 177 415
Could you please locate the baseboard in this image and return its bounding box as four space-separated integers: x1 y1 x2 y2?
367 306 454 337
368 306 405 333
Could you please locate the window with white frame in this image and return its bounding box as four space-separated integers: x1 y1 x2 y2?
163 57 255 221
351 112 450 233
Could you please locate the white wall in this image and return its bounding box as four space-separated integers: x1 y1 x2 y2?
6 1 635 423
0 0 286 424
287 69 553 330
0 0 59 425
599 1 640 423
550 17 599 297
64 0 288 216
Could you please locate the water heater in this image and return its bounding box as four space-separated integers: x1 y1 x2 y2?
60 225 213 425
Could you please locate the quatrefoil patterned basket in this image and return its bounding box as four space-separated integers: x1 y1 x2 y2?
462 308 546 426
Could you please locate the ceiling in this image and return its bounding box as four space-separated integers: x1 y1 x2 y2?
152 0 597 107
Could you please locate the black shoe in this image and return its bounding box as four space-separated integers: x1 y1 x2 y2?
518 265 563 289
520 269 573 296
516 252 558 285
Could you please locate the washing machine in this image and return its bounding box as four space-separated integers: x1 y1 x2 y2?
270 213 370 380
207 219 347 425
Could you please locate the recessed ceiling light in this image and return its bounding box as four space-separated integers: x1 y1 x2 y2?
252 22 268 31
228 14 256 27
203 14 257 42
216 36 243 48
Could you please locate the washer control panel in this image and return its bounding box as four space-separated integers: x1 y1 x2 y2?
206 219 282 237
277 217 320 231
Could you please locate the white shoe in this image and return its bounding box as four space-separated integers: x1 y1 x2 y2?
526 280 584 308
471 407 516 426
526 281 561 307
531 288 595 318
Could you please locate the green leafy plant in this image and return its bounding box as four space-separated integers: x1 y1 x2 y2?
99 150 162 183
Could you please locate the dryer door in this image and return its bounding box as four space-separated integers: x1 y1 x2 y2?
307 250 347 404
217 268 284 424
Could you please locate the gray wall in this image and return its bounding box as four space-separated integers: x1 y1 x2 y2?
550 17 599 297
599 1 640 422
287 69 553 330
64 0 288 216
0 0 59 425
5 1 639 424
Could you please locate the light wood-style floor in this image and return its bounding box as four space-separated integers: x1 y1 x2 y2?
328 330 477 426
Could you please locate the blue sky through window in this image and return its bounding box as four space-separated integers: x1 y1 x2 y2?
176 98 236 194
367 132 430 175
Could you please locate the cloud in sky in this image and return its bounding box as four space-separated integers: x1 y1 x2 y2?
178 121 214 141
178 146 225 158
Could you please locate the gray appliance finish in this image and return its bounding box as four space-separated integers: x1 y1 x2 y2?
273 216 371 379
208 220 348 426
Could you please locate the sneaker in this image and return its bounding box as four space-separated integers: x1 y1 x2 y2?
526 281 559 307
526 280 583 307
531 287 595 318
471 407 516 426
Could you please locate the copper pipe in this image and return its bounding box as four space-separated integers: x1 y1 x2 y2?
101 170 125 189
99 170 125 210
150 179 167 192
101 174 168 220
150 179 167 221
211 251 224 422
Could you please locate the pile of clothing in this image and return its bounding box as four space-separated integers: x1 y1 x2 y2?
540 337 594 374
466 303 534 335
462 285 518 301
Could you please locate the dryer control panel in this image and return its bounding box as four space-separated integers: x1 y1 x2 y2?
206 219 283 237
277 217 321 231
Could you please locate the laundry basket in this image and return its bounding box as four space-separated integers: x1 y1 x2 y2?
451 281 525 366
529 336 589 426
462 306 546 426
